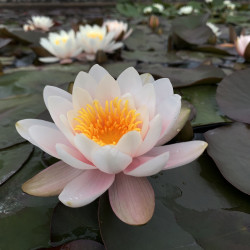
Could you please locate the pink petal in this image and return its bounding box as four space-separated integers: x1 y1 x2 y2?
156 104 190 146
115 131 142 157
88 64 109 83
134 83 156 119
59 169 115 207
124 151 169 177
140 73 154 85
15 119 55 146
74 133 100 162
154 78 174 104
43 85 72 110
56 143 95 170
148 141 208 170
47 96 74 143
109 173 155 225
92 145 132 174
73 71 98 98
95 74 121 106
135 114 162 157
117 67 142 96
156 94 181 144
22 161 83 196
72 87 93 111
29 125 72 158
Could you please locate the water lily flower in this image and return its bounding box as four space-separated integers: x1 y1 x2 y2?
23 16 54 32
223 0 235 10
76 24 123 61
206 22 221 37
16 65 207 225
143 6 153 14
235 35 250 57
205 0 213 3
178 6 193 15
39 29 82 64
103 20 133 40
152 3 164 13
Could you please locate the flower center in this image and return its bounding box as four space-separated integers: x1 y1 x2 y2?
55 37 68 45
86 32 104 40
74 97 142 146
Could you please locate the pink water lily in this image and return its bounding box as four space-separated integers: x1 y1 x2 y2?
235 35 250 57
16 65 207 225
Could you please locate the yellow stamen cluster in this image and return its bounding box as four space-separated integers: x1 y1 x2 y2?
74 97 142 146
86 32 104 40
55 37 68 45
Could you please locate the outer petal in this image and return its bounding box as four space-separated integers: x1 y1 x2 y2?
109 173 155 225
43 85 72 109
59 169 115 207
154 78 174 103
148 141 208 170
22 161 83 196
15 119 55 146
117 67 142 96
39 57 59 63
73 71 98 98
135 114 162 157
72 87 93 111
92 146 132 174
29 124 72 158
156 104 190 146
56 143 95 170
124 151 169 177
88 64 109 83
115 131 142 157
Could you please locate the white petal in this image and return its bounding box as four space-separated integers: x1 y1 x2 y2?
39 57 59 63
154 78 174 104
115 131 142 157
59 169 115 207
95 74 121 106
135 114 162 157
73 71 98 98
91 145 132 174
56 143 95 170
72 87 93 111
124 151 169 177
88 64 109 83
140 73 154 85
117 67 142 96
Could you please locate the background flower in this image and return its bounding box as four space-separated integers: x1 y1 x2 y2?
16 65 207 225
23 15 54 32
39 29 82 63
235 35 250 57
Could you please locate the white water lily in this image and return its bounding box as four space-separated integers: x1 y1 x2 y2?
76 24 123 61
16 64 207 225
39 29 82 64
205 0 213 3
178 6 193 15
152 3 164 12
235 35 250 57
223 0 236 10
206 22 221 37
103 20 133 40
143 6 153 14
23 16 54 32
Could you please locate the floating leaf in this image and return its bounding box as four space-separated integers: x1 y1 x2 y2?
216 68 250 124
0 143 33 185
205 122 250 195
136 63 225 87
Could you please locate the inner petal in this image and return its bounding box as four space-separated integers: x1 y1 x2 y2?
73 97 142 146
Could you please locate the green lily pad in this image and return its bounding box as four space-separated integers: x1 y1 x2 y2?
136 63 225 87
179 85 231 126
0 143 33 185
99 154 250 250
205 122 250 195
216 68 250 124
0 148 58 250
41 239 105 250
50 202 100 244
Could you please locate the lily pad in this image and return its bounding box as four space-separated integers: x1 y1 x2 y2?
205 122 250 195
99 153 250 250
136 63 225 87
216 68 250 124
50 202 100 244
0 143 33 185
